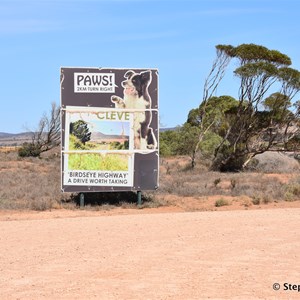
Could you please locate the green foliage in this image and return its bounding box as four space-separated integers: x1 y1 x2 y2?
176 123 201 156
189 96 238 134
187 108 201 126
208 43 300 171
263 93 292 123
215 44 235 57
182 96 238 164
277 67 300 89
234 61 278 78
69 133 129 151
69 134 86 150
159 141 172 157
204 96 238 135
159 125 221 159
263 93 291 111
70 120 91 145
110 141 129 150
159 129 181 156
199 132 223 158
159 44 300 173
220 43 292 66
18 142 41 157
68 153 128 171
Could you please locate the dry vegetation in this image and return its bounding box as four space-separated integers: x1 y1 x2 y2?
156 153 300 210
0 147 64 210
0 147 300 211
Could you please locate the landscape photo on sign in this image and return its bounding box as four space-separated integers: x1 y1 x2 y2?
69 117 130 151
65 106 133 172
67 153 129 172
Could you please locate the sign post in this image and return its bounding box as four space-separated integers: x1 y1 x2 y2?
60 67 159 196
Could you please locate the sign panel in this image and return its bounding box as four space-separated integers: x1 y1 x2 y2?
61 67 159 192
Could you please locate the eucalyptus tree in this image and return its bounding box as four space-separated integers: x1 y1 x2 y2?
185 47 233 168
208 44 300 171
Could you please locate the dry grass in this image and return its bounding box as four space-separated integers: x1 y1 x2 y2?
157 154 300 207
0 148 69 210
0 147 299 211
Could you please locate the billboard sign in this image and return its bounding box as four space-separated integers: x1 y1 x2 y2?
61 67 159 192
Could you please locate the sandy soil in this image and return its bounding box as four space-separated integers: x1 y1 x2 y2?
0 208 300 299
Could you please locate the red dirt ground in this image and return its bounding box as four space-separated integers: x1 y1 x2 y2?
0 207 300 299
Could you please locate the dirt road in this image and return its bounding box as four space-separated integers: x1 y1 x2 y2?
0 208 300 299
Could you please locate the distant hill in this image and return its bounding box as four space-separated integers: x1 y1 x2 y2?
160 127 179 132
0 132 33 146
0 128 176 146
0 132 11 138
0 131 130 146
0 132 32 138
91 131 129 141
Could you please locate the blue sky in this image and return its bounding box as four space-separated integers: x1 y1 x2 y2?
69 114 130 136
1 0 300 133
91 121 130 136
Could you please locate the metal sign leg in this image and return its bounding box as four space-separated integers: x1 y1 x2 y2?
137 191 142 207
80 193 85 208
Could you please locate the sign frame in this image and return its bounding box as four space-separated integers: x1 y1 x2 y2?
60 67 159 193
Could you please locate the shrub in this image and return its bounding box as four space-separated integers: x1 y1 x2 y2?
284 182 300 201
29 198 54 211
159 140 173 156
215 198 229 207
69 134 85 150
252 193 271 205
251 196 260 205
214 178 221 187
230 178 237 189
18 143 41 157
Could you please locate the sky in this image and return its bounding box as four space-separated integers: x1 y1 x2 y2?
1 0 300 133
69 112 130 136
